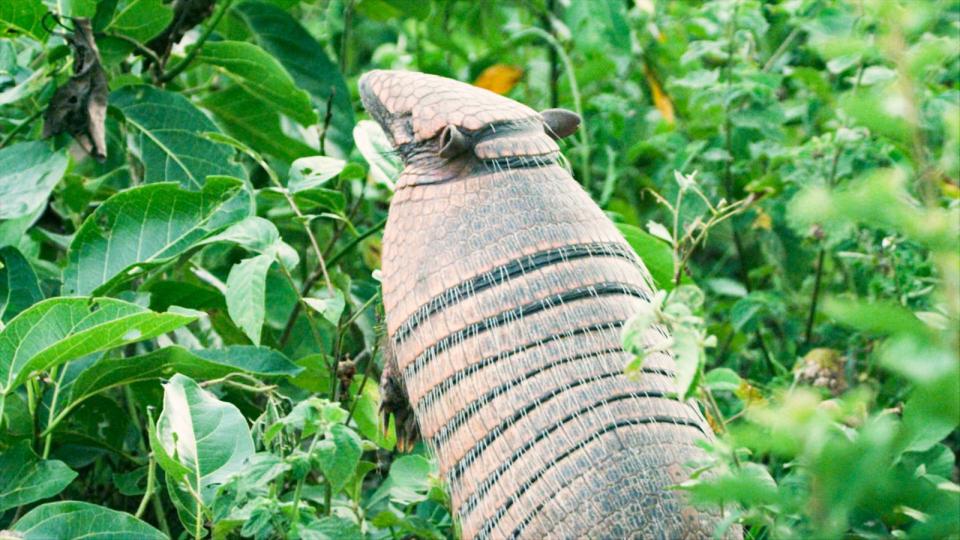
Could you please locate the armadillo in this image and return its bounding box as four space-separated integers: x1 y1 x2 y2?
360 70 736 540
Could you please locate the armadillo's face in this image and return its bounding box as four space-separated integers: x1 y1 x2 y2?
358 70 580 185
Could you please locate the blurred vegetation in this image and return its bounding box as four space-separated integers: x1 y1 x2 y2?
0 0 957 538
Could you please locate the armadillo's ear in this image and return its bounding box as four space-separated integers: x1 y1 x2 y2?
438 125 469 159
541 108 581 140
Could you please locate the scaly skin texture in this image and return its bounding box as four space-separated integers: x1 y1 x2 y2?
361 70 738 540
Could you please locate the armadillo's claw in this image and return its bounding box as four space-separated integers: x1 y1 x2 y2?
379 341 420 452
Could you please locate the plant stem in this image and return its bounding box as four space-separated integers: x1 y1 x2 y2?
339 0 354 72
803 143 844 346
158 0 234 83
42 366 68 458
136 453 157 519
278 216 387 349
510 27 590 189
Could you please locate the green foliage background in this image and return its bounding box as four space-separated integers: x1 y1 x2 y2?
0 0 957 538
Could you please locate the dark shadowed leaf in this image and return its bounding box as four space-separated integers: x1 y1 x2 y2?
0 246 43 322
232 1 355 155
201 85 317 162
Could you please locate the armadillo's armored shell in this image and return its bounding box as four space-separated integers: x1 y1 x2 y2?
364 70 738 539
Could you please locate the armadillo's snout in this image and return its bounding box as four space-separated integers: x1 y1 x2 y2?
358 70 391 130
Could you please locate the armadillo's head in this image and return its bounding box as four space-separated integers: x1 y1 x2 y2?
358 70 580 186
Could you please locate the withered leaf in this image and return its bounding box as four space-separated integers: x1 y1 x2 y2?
42 18 108 162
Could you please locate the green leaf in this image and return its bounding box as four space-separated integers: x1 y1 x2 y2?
289 156 346 192
11 501 166 539
197 41 318 127
202 216 298 268
0 441 77 513
62 178 248 296
226 252 275 345
201 86 317 163
0 141 68 221
65 345 301 411
106 0 173 43
0 297 195 396
304 288 345 326
824 297 929 338
370 454 434 506
0 0 47 41
617 223 675 291
314 423 362 493
300 516 363 540
156 374 256 502
353 119 401 187
232 1 355 155
704 367 742 393
0 246 43 323
111 85 246 188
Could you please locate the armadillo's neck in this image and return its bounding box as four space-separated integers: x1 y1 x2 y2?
395 123 562 190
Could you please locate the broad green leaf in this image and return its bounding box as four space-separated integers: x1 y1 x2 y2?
0 246 43 322
300 516 363 540
617 223 675 291
106 0 172 43
0 0 47 41
289 156 346 192
62 178 248 296
197 41 318 127
304 288 345 326
111 85 246 188
202 216 298 268
0 441 77 513
65 345 301 411
0 141 68 221
11 501 166 540
315 423 362 493
369 454 434 506
226 252 275 345
353 119 401 188
201 85 317 163
232 1 355 155
704 367 742 393
0 297 194 397
156 374 256 503
824 297 929 338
